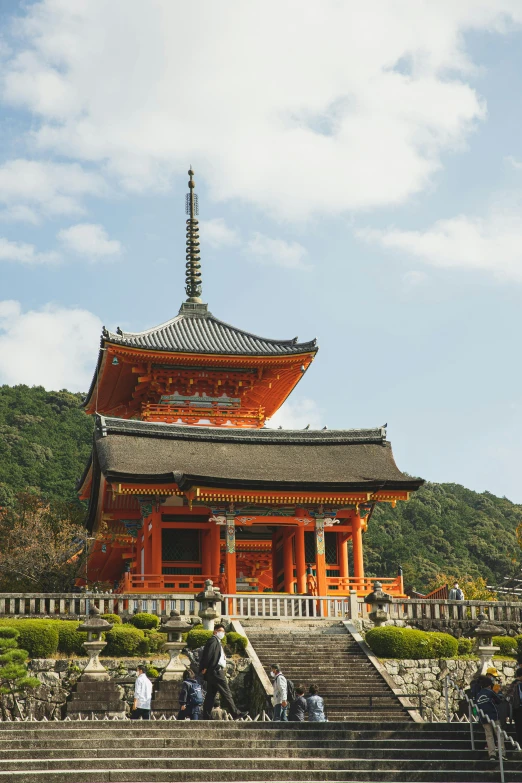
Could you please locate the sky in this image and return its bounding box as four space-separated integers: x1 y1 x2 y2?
2 2 522 500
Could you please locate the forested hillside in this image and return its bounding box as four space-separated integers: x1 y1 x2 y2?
0 385 93 504
0 385 520 591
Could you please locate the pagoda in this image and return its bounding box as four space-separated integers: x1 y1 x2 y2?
79 169 423 597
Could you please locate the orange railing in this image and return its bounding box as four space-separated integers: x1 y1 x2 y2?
119 573 221 593
326 575 405 597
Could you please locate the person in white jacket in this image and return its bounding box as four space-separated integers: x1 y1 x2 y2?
270 664 288 721
131 664 152 719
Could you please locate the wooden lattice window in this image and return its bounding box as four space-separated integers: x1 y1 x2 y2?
162 529 200 562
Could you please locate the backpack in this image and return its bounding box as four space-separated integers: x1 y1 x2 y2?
187 680 204 706
286 679 296 703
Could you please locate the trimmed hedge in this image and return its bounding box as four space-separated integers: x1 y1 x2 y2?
144 630 167 653
226 631 248 654
103 625 147 657
0 618 59 657
186 628 213 650
493 636 518 656
457 638 473 656
56 621 87 655
365 626 458 659
130 613 160 630
101 614 122 625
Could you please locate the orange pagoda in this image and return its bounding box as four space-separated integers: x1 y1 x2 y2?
79 169 423 597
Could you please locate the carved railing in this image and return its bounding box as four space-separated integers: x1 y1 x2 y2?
0 593 196 618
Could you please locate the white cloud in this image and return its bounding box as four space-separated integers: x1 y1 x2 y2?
358 209 522 281
0 301 102 391
57 223 122 258
199 218 240 248
0 159 107 221
247 232 309 269
2 1 521 219
505 155 522 170
0 237 60 264
266 398 323 430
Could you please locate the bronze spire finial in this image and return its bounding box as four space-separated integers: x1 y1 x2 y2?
184 167 202 303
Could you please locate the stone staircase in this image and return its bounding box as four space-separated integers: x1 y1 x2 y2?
0 720 521 782
244 621 412 721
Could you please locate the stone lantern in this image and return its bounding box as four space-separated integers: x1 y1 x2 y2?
160 610 192 681
66 607 126 718
78 606 113 680
195 578 224 631
365 581 392 627
474 613 505 675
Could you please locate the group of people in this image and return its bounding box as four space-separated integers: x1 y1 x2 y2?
270 663 326 721
468 665 522 761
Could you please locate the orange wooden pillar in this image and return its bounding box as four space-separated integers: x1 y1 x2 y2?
315 516 327 598
225 515 237 596
283 529 295 593
210 523 221 578
352 512 365 588
150 509 162 576
294 525 307 594
339 532 349 584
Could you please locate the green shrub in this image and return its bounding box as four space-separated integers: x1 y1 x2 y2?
365 626 457 660
56 621 87 655
457 638 473 656
143 630 167 654
186 628 213 650
225 631 248 654
0 619 59 657
101 613 122 625
130 612 160 630
146 666 160 678
428 632 458 658
103 625 147 657
493 636 517 656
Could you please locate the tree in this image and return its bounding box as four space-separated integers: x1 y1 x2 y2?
0 627 39 720
427 572 498 601
0 493 89 592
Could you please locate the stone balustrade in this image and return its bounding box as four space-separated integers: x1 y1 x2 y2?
0 593 196 618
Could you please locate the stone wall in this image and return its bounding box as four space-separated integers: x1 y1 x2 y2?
380 658 518 721
0 655 252 721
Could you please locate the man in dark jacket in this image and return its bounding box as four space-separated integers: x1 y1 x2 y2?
199 624 244 720
475 676 506 761
288 685 307 721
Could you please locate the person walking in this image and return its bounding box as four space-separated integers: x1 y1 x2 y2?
199 623 245 720
178 668 204 721
306 684 326 722
288 685 307 722
505 666 522 756
449 581 465 619
270 664 288 721
131 663 152 720
475 676 506 761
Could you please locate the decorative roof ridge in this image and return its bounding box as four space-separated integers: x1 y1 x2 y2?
95 415 386 445
103 308 317 351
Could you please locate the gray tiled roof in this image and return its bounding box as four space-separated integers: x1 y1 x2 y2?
103 304 317 356
93 416 424 492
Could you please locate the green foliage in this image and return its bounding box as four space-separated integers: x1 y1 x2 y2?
56 621 87 655
0 625 40 716
146 666 160 678
365 482 522 592
186 628 213 649
457 638 473 656
130 612 160 630
0 619 59 658
225 631 248 654
101 614 122 625
0 385 93 502
143 630 167 653
493 636 518 656
365 626 458 659
103 625 147 657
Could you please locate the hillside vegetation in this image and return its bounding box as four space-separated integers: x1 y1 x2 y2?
0 385 93 504
0 385 520 592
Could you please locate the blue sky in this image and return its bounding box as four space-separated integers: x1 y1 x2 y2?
2 2 522 500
